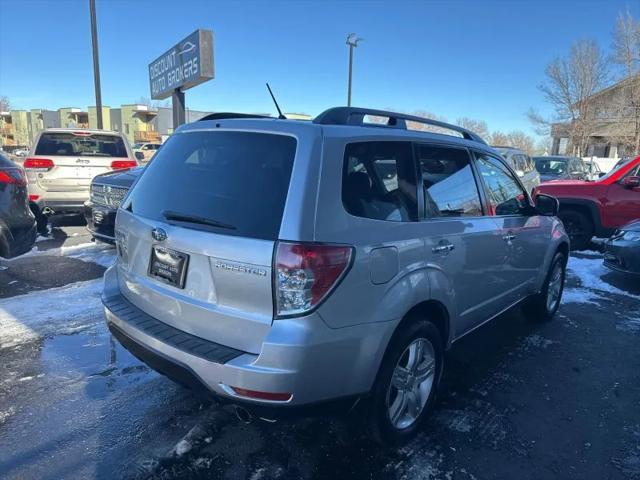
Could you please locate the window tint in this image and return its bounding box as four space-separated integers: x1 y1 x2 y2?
35 132 127 157
418 145 483 217
342 142 418 222
475 154 529 216
127 131 296 240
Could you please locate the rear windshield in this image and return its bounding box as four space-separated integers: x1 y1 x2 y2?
126 131 297 240
534 157 567 174
35 132 127 157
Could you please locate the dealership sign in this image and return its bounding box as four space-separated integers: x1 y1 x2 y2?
148 29 214 100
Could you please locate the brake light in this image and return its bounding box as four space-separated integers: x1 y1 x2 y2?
29 194 40 202
274 241 353 317
23 158 54 171
111 160 137 170
0 168 27 186
229 386 292 402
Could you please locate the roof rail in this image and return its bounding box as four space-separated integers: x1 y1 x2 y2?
198 112 271 121
313 107 487 144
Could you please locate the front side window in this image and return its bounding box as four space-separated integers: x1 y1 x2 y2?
342 142 418 222
475 153 529 216
418 144 483 217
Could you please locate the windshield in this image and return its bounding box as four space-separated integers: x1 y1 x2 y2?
35 132 128 157
126 131 297 240
534 157 567 175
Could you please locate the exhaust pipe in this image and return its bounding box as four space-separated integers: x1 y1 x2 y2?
42 206 55 215
234 406 252 424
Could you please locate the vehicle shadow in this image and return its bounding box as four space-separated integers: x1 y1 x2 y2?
109 306 545 480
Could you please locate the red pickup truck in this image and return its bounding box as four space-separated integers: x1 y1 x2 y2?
534 156 640 249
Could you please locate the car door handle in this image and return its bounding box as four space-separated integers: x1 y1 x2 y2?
432 243 455 253
502 234 516 242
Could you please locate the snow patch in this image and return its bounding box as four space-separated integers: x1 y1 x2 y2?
617 315 640 334
522 334 555 349
15 241 116 268
173 439 192 457
0 279 103 348
562 287 604 305
567 256 640 300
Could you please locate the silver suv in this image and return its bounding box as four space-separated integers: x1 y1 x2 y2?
103 108 569 444
25 128 138 226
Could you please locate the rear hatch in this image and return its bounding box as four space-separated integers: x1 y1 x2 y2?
28 131 132 192
116 130 297 354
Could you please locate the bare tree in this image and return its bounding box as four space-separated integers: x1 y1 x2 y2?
534 39 609 156
0 96 10 112
134 96 170 108
611 10 640 155
456 117 490 141
489 131 510 146
506 131 536 155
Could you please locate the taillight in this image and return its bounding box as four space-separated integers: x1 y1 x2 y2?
29 194 40 202
23 158 54 171
0 167 27 186
274 241 353 318
111 160 137 170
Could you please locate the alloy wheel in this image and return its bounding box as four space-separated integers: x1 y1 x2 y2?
386 338 436 429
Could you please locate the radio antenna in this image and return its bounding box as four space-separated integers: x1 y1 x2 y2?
266 83 286 119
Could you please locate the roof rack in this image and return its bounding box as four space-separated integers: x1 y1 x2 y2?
198 112 271 121
313 107 487 144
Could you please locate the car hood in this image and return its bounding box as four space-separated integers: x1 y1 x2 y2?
92 166 143 188
539 179 589 186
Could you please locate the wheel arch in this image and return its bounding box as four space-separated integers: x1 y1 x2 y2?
557 198 603 235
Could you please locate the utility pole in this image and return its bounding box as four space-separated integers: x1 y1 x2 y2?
89 0 103 129
346 33 362 107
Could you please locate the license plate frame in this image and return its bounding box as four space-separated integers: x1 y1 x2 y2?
148 246 190 289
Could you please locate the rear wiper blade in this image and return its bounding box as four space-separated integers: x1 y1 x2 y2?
162 210 236 230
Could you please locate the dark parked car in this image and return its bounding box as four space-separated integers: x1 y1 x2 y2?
534 156 589 182
0 153 37 258
604 219 640 275
84 167 143 243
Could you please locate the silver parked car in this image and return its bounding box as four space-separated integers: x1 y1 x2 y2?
493 146 541 194
103 108 569 444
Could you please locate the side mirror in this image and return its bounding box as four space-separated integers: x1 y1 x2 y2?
134 151 145 161
621 176 640 189
535 193 559 216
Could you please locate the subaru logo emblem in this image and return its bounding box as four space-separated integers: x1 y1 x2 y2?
151 228 167 242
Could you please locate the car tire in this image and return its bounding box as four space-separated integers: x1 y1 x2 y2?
523 251 566 322
558 210 593 250
367 318 444 445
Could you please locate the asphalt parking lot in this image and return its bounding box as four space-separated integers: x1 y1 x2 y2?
0 220 639 480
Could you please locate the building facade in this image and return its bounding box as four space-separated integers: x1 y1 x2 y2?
551 74 640 159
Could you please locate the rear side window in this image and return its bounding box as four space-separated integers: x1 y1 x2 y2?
418 145 483 217
126 131 297 240
342 142 418 222
35 132 127 157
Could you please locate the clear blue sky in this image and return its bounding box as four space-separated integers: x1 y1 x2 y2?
1 0 637 137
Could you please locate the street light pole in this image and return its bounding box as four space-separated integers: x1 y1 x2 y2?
346 33 362 107
89 0 103 129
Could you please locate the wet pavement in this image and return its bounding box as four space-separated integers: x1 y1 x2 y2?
0 224 639 480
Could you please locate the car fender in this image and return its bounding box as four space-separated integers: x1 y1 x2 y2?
535 218 570 291
557 197 607 236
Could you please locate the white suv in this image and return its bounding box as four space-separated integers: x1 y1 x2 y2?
25 129 138 225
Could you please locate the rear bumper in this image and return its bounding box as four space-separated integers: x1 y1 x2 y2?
102 265 393 408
